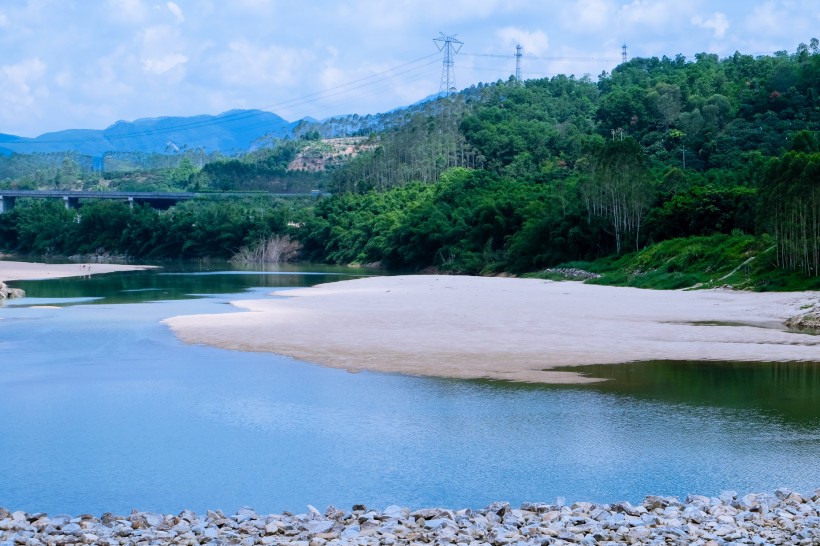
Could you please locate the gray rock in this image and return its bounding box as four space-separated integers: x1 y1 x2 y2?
304 520 334 534
486 501 511 516
3 488 820 546
382 505 405 519
339 524 359 539
60 523 82 535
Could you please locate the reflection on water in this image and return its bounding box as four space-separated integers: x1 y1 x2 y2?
6 262 377 306
549 360 820 425
1 266 819 516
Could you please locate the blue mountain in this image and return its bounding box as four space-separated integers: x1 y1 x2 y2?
0 110 300 157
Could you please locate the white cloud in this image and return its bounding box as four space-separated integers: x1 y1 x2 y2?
329 0 508 35
232 0 276 11
167 2 184 24
620 0 686 32
142 53 188 75
561 0 617 33
0 58 48 131
80 50 135 100
496 27 549 56
54 69 73 89
2 57 47 93
216 40 313 88
692 12 729 39
742 1 812 39
138 25 188 77
106 0 148 23
0 11 8 27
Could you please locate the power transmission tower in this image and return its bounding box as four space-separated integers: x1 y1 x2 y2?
622 43 628 64
434 33 463 97
515 44 523 84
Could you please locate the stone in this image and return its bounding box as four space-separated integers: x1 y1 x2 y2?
339 526 359 540
382 505 405 519
4 489 820 546
486 501 511 516
60 523 82 535
305 520 334 535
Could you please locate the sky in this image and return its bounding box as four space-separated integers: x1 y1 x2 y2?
1 0 819 137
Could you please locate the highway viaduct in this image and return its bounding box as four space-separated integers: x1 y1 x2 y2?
0 190 323 213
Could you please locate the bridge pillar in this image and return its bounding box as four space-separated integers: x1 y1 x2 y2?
63 196 80 209
128 197 134 210
0 195 15 214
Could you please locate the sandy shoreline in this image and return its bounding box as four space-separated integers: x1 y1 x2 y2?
164 275 820 384
0 260 157 282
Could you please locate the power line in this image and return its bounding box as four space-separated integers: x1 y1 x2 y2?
12 54 440 147
464 53 620 62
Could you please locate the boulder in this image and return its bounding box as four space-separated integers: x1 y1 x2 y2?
786 308 820 332
0 281 25 299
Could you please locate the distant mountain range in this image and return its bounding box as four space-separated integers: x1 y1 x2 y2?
0 110 303 157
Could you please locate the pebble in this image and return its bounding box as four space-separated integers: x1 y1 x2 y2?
2 489 820 545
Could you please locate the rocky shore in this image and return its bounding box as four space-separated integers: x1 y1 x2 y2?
786 306 820 333
3 489 820 546
0 281 25 300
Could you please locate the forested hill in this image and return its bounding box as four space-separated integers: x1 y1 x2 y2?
304 41 820 286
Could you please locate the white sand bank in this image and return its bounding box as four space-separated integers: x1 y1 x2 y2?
0 260 157 282
164 275 820 384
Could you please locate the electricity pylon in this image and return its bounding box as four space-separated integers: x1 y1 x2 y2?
434 33 463 97
515 44 523 84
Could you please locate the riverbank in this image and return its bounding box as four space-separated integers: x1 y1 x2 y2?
0 260 157 282
165 275 820 384
2 489 819 545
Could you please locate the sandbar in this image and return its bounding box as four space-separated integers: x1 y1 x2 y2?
164 275 820 384
0 260 157 282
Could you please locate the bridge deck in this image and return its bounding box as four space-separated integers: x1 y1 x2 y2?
0 190 317 200
0 190 325 213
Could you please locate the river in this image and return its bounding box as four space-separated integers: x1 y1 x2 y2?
1 264 819 516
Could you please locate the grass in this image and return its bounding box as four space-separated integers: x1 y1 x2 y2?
537 233 820 291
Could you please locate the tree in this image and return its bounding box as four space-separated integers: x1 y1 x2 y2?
581 138 654 253
759 147 820 276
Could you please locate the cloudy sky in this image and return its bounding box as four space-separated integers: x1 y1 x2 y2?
2 0 818 137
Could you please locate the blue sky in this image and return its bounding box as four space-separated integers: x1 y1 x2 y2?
1 0 818 137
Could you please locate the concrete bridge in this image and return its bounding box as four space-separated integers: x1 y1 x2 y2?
0 190 323 213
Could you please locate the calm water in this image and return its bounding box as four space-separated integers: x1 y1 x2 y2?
1 264 819 516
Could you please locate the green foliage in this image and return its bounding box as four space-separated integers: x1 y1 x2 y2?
646 185 757 240
300 168 603 274
580 233 820 291
0 197 301 260
6 200 76 255
188 142 323 193
331 96 479 192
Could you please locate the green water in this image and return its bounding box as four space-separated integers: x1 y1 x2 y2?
7 262 378 305
550 360 820 425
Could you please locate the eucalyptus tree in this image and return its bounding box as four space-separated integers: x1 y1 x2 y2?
581 138 654 254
